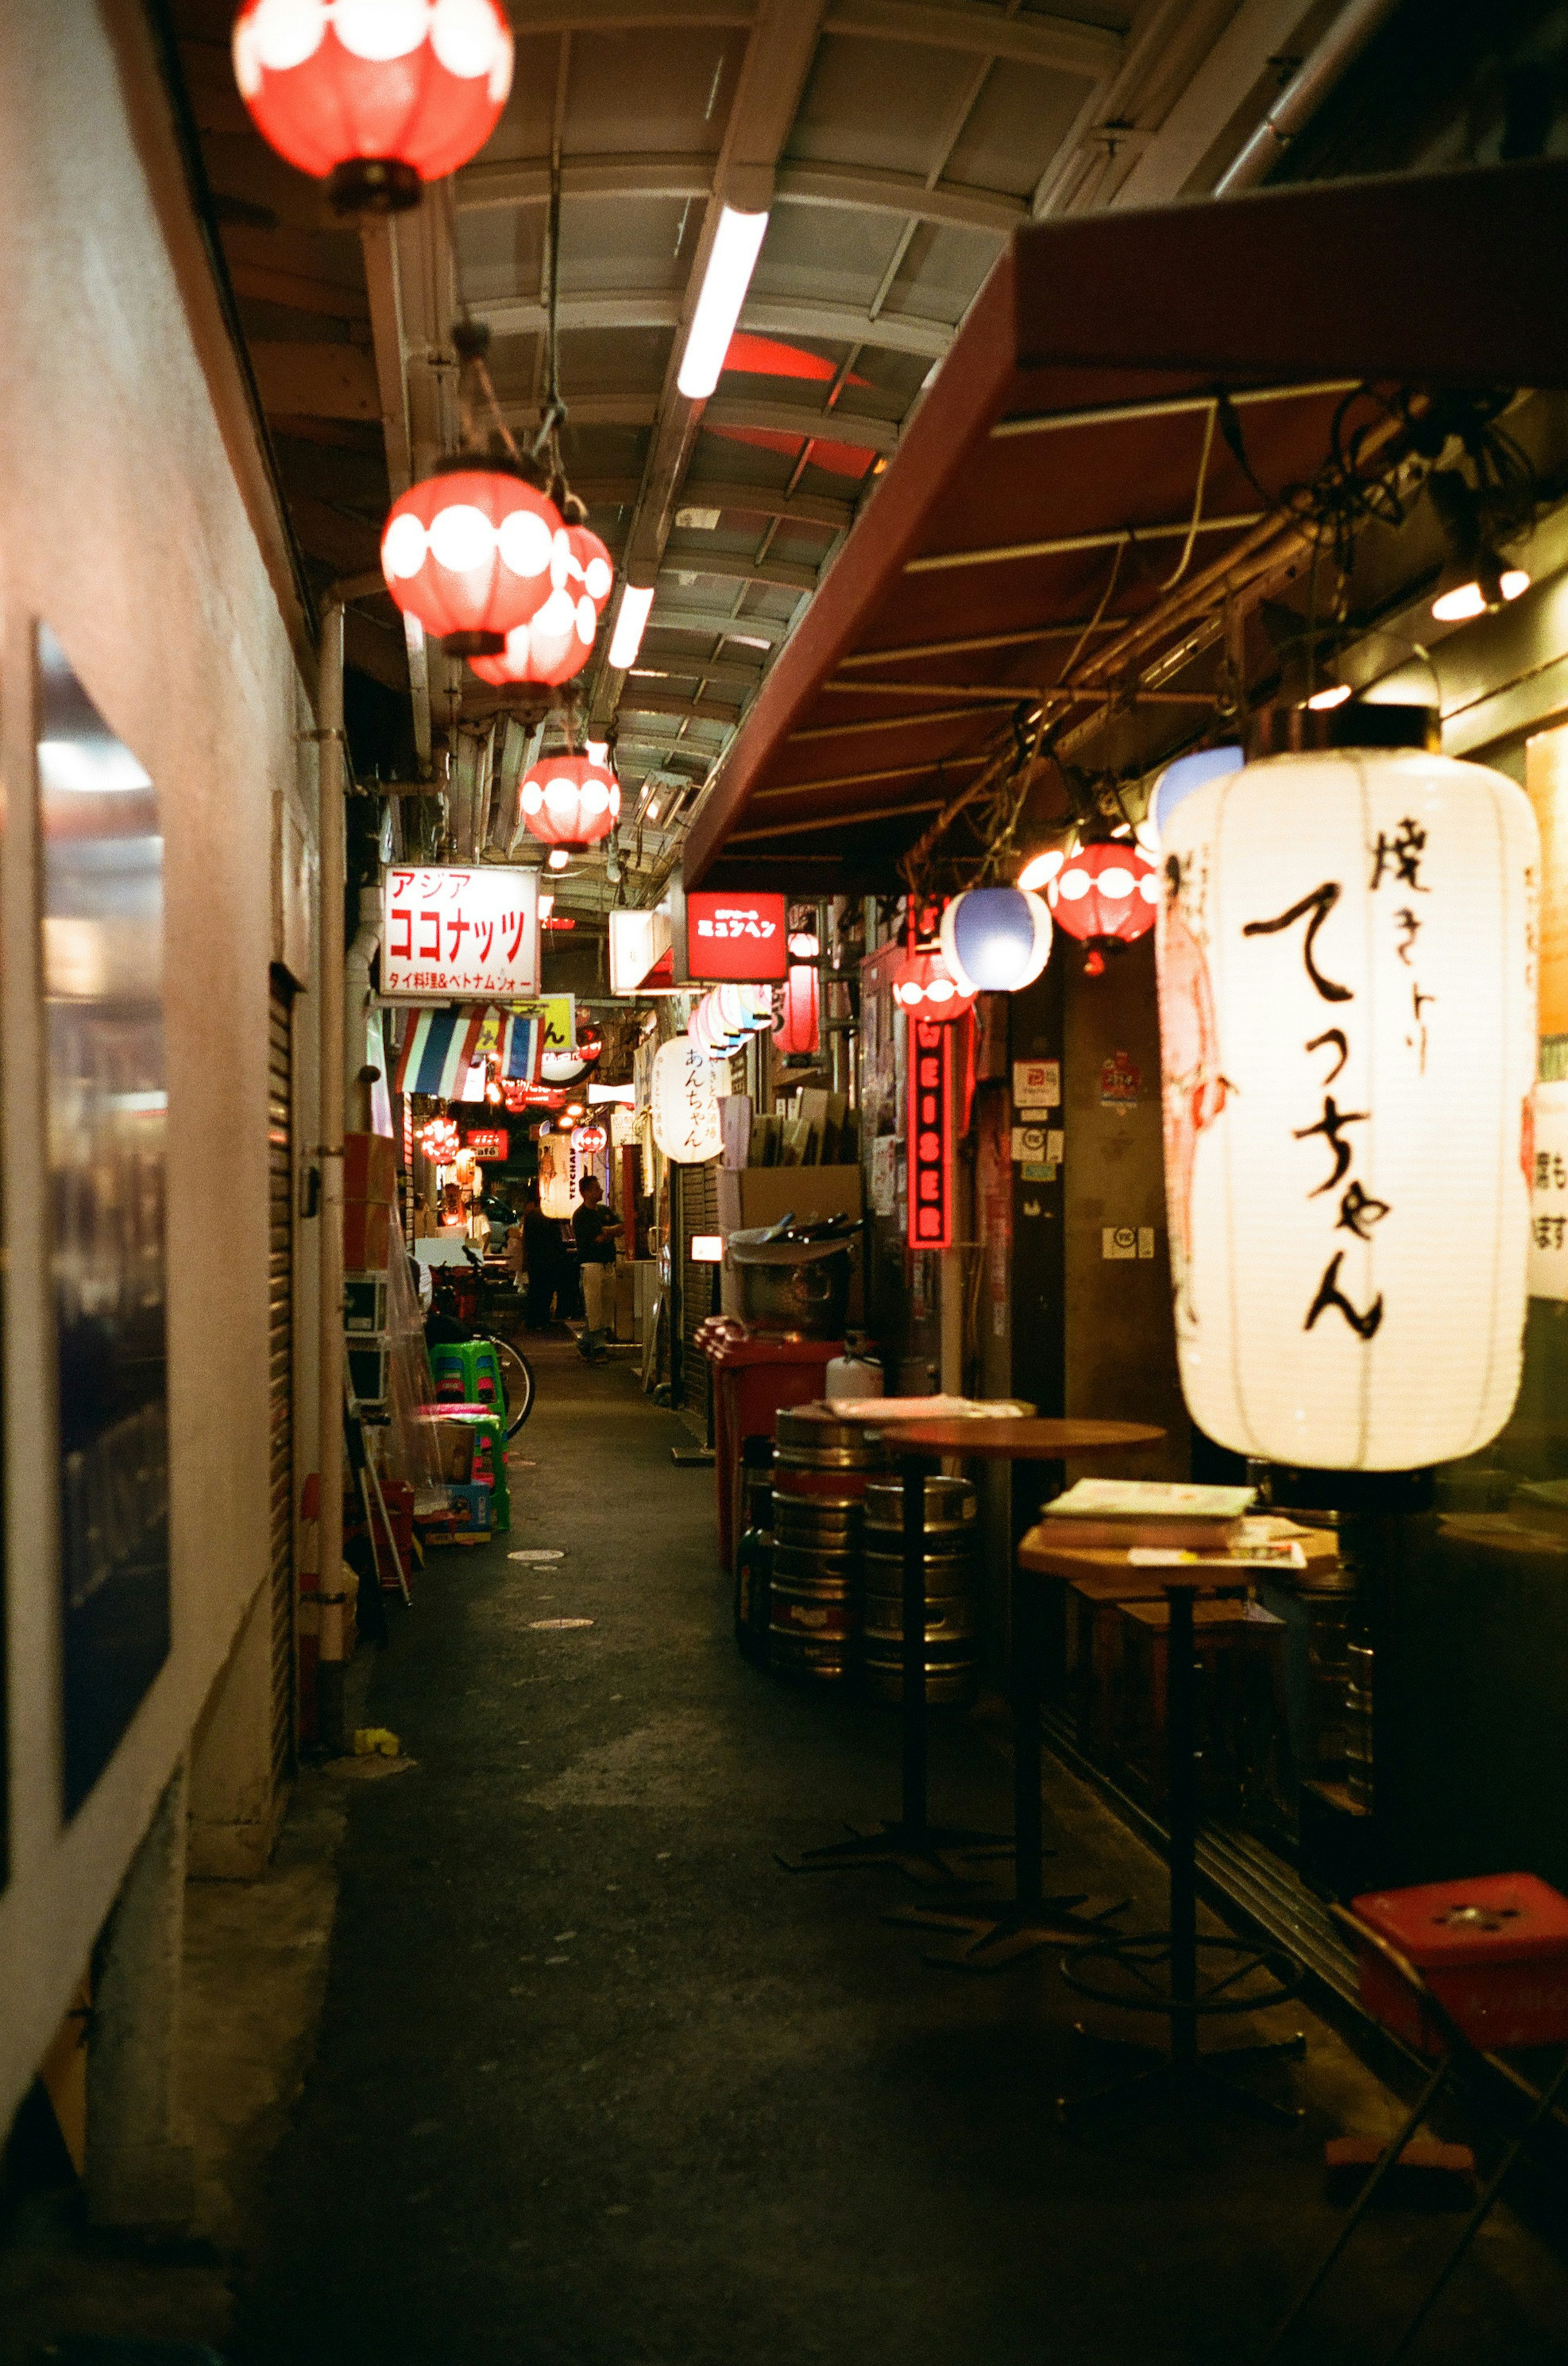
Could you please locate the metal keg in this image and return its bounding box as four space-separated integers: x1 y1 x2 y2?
862 1474 977 1539
860 1474 979 1704
1344 1638 1374 1809
768 1404 885 1684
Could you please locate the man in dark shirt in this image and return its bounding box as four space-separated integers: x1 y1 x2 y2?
522 1187 562 1332
572 1176 621 1362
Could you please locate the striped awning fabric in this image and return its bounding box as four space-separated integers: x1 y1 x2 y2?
393 1008 543 1097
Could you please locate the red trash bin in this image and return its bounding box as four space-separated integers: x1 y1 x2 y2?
695 1320 841 1570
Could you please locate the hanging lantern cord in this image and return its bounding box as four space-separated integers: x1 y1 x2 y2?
451 317 524 468
531 161 570 491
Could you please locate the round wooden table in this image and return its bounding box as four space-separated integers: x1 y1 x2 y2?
779 1414 1162 1890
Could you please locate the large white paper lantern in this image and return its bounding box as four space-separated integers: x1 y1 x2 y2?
650 1038 724 1164
1157 739 1538 1470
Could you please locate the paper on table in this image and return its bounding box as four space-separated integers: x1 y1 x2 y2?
833 1395 1032 1422
1128 1543 1305 1569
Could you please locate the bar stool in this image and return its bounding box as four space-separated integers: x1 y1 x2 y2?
1014 1543 1304 2123
781 1414 1162 1919
1261 1875 1568 2362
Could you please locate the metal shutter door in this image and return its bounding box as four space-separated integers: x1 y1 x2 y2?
267 981 295 1788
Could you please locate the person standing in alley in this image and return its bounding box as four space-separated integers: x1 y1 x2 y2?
572 1175 621 1362
522 1186 561 1332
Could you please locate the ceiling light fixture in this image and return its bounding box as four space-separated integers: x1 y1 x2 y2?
677 205 770 399
608 582 655 671
1427 465 1531 625
548 847 570 871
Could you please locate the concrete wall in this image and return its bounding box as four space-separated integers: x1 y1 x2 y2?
0 1 313 2135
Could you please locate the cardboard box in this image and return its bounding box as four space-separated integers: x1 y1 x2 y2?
343 1200 393 1271
344 1131 398 1206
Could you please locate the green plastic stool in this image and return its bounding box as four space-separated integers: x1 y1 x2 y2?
430 1339 506 1415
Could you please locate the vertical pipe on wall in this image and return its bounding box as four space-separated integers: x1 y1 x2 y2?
315 602 347 1753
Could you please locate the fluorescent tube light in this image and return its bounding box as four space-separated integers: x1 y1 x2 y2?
608 582 655 671
677 205 769 399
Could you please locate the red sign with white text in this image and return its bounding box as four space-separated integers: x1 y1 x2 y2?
686 890 788 981
907 1019 953 1252
465 1129 508 1160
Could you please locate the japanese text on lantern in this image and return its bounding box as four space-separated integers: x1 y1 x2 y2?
381 865 539 1001
906 1019 952 1251
1240 816 1436 1345
1530 1079 1568 1299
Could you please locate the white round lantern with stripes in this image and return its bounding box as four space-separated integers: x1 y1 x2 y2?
1156 729 1538 1471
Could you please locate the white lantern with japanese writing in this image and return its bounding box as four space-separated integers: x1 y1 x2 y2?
1157 731 1538 1470
650 1038 723 1164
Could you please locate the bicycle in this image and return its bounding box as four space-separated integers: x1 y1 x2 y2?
427 1255 536 1438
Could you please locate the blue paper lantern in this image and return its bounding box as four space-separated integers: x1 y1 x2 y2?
1148 745 1243 844
940 886 1053 995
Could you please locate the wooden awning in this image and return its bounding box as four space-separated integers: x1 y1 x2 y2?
683 158 1568 892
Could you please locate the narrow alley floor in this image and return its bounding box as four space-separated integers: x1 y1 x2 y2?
233 1341 1568 2366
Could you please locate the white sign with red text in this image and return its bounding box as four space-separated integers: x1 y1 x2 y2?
382 865 539 1002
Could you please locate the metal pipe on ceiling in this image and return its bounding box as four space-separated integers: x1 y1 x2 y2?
904 511 1266 577
989 377 1362 442
1216 0 1406 194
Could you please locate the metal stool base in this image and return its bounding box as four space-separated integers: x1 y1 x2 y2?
775 1820 1012 1887
885 1890 1129 1971
1058 2021 1307 2128
1057 1930 1305 2123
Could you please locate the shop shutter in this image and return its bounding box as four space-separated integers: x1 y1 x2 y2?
675 1159 720 1404
267 977 296 1790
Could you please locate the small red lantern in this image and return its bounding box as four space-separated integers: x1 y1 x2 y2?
232 0 514 216
519 752 621 852
577 1122 608 1154
773 963 818 1056
418 1115 459 1163
889 940 976 1023
469 517 613 687
1047 841 1159 974
381 464 561 655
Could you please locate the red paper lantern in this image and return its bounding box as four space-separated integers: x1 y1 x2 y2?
232 0 514 215
1047 841 1159 974
519 753 621 851
773 964 818 1055
469 518 613 686
381 464 561 654
889 940 976 1022
562 522 614 618
577 1122 608 1154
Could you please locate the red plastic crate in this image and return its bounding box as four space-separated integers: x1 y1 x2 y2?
1352 1874 1568 2056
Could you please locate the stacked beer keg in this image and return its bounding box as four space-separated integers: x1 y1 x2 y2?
767 1406 886 1683
861 1473 979 1704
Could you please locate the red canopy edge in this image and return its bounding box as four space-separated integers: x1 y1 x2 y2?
681 249 1018 887
681 158 1568 894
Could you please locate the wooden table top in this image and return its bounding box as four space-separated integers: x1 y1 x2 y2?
1017 1526 1249 1588
867 1416 1165 1461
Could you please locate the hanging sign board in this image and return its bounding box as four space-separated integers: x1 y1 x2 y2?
609 905 678 994
464 1128 508 1160
650 1039 723 1164
906 1019 952 1251
1530 1079 1568 1299
685 890 788 983
382 865 539 1002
